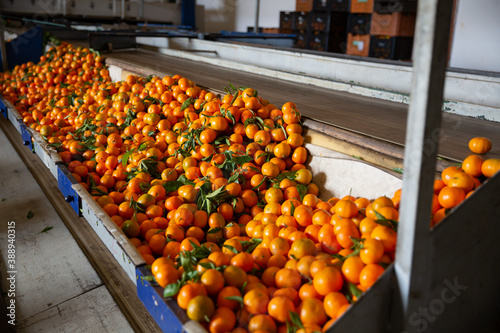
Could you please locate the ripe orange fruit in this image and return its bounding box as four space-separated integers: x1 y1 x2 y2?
359 264 385 289
201 269 225 296
481 159 500 178
243 288 270 315
186 295 215 322
313 266 343 296
438 186 466 209
462 155 484 177
275 268 302 290
323 291 349 319
297 298 327 326
360 238 384 264
267 296 295 323
121 219 140 238
216 286 242 310
209 307 237 333
288 238 316 260
154 262 179 288
248 314 277 333
341 256 365 284
223 265 248 289
370 226 397 252
177 283 207 310
468 137 492 154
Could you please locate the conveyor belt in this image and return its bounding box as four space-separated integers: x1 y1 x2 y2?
105 48 500 162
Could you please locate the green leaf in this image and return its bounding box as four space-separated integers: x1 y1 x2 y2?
141 275 156 282
348 282 363 299
290 201 296 217
392 167 404 174
352 155 363 160
289 311 304 329
163 180 184 193
296 184 308 201
198 262 217 270
222 244 239 254
274 170 297 182
373 210 398 231
252 175 267 190
181 97 194 111
233 154 254 166
27 211 34 219
225 295 243 303
227 171 241 184
163 281 181 298
40 226 53 233
379 262 391 269
207 227 223 234
349 237 365 250
244 238 262 253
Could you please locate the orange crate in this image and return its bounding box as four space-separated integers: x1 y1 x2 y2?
350 0 373 13
370 12 416 37
296 0 314 12
346 33 370 56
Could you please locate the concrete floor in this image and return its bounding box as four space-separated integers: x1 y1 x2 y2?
0 116 134 333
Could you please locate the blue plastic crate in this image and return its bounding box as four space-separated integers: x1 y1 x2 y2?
57 164 81 215
20 123 34 151
136 266 188 333
0 98 7 119
0 26 44 71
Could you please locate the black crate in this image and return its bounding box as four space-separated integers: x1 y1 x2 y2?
295 11 310 30
373 0 418 13
369 35 413 60
294 31 309 49
330 11 349 33
330 0 351 12
309 31 329 51
310 12 330 32
280 11 296 30
313 0 330 11
348 13 372 35
329 31 348 53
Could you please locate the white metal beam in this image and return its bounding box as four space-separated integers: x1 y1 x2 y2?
395 0 455 331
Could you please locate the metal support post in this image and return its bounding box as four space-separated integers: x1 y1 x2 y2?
181 0 196 30
254 0 260 33
0 25 8 72
139 0 144 20
394 0 455 332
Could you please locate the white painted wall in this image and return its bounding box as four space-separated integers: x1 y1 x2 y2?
449 0 500 72
195 0 500 74
196 0 295 33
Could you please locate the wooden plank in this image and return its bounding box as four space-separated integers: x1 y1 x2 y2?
0 116 162 333
17 285 134 332
105 49 500 162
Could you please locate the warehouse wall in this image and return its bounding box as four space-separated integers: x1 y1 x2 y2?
449 0 500 72
196 0 295 33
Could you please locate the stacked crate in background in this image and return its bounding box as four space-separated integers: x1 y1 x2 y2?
284 0 417 60
369 0 417 60
346 0 373 57
284 0 349 53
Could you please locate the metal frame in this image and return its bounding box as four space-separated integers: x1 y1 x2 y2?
394 0 486 332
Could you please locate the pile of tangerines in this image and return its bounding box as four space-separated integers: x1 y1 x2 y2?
1 42 498 333
431 137 499 226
